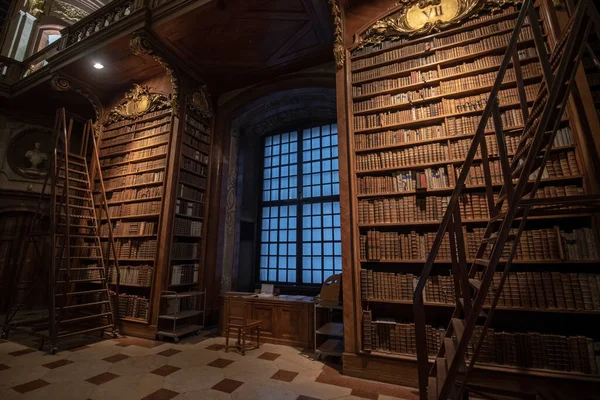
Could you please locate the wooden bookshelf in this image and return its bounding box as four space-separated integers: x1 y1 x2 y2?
340 0 600 387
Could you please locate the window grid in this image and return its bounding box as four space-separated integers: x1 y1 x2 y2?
258 124 341 285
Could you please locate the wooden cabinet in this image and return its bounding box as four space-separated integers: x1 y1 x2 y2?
220 292 314 349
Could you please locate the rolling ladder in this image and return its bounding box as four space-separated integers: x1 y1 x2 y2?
1 109 121 353
413 1 600 399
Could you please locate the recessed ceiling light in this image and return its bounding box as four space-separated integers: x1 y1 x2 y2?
93 62 104 69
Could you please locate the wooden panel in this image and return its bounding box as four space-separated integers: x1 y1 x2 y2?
252 303 275 336
275 303 307 344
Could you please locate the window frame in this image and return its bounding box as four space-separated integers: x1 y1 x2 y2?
255 122 341 288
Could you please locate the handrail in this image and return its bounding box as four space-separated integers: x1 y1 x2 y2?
412 1 536 397
21 41 60 78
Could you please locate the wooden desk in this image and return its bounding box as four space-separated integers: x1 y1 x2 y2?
219 292 315 349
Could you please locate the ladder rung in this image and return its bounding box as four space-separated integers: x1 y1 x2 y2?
436 357 447 397
56 278 104 283
474 259 489 267
59 312 112 324
56 324 113 339
57 158 86 167
57 213 95 219
55 184 90 192
469 278 482 290
57 175 89 184
58 166 86 175
58 267 104 271
57 223 96 228
56 204 95 211
490 212 506 222
56 194 92 202
57 151 86 160
56 289 107 296
55 234 97 238
58 301 109 310
459 298 487 318
451 318 465 342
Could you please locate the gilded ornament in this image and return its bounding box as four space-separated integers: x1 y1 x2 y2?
27 0 45 18
106 84 171 124
50 0 88 23
328 0 344 70
50 75 70 91
360 0 520 47
188 86 213 120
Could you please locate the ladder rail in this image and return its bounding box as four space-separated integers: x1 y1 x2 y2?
413 1 536 396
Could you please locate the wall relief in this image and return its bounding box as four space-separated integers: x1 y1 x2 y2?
106 84 171 124
7 128 53 180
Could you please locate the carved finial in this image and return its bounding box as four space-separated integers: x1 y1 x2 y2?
328 0 344 70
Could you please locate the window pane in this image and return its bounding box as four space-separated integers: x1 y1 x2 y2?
258 205 297 283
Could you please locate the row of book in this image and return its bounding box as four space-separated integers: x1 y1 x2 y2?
100 186 163 204
171 243 201 260
362 311 443 356
355 142 449 171
587 72 600 87
178 183 206 203
67 266 102 281
99 144 168 167
99 221 156 237
185 113 210 132
353 85 442 112
175 199 204 219
182 157 208 176
185 124 210 145
181 144 210 165
353 108 525 151
441 47 538 79
351 13 520 70
179 171 207 189
104 171 164 191
183 133 211 154
57 246 101 258
173 218 203 237
358 192 493 225
350 6 516 57
164 296 198 316
465 226 598 261
476 271 600 311
101 123 170 148
171 263 199 286
104 200 162 218
111 292 149 321
353 85 539 131
439 63 541 94
360 270 454 303
357 167 451 195
103 239 157 260
102 158 166 179
103 109 170 133
352 69 439 97
351 27 534 83
360 231 452 261
99 133 169 157
450 134 520 160
108 265 153 287
466 326 600 374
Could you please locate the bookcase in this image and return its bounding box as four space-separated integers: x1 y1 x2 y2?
340 0 600 387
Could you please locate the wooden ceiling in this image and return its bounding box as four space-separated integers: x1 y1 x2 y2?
152 0 334 93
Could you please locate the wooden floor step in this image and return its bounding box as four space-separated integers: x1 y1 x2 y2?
56 289 106 296
56 324 113 339
451 318 465 342
58 301 110 310
428 376 437 400
59 312 112 324
469 278 482 290
474 259 489 267
436 357 447 397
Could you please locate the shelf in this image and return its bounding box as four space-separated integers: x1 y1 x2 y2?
175 213 204 220
174 234 202 238
182 142 209 156
99 141 169 159
158 309 203 320
179 181 207 191
177 196 205 205
181 152 209 164
101 127 170 149
353 75 542 116
109 282 151 288
99 166 165 181
353 99 533 134
157 324 203 339
316 338 344 357
352 56 539 101
356 175 585 198
350 9 523 61
171 257 202 261
357 212 592 228
102 180 163 193
352 37 538 85
120 316 149 324
161 291 204 299
101 213 160 221
359 258 600 264
316 303 344 310
363 298 600 315
169 282 200 287
101 153 167 168
106 196 163 205
104 110 171 132
180 167 208 179
316 322 344 337
100 234 157 239
109 258 155 262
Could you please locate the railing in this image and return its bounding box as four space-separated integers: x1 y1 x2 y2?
21 41 60 78
0 55 23 83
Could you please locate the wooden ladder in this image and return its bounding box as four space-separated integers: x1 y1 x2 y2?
413 1 600 399
1 109 121 353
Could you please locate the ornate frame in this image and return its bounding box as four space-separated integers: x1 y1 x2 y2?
105 84 171 125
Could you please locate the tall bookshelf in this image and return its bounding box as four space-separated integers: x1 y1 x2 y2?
342 0 600 386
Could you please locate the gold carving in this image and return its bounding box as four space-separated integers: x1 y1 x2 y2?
50 0 88 23
328 0 344 70
50 75 70 91
188 86 213 120
130 33 180 111
361 0 519 46
27 0 45 18
107 84 171 124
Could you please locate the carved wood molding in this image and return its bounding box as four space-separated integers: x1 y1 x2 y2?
357 0 520 48
328 0 344 70
130 31 180 111
187 85 213 120
105 84 171 125
50 74 104 134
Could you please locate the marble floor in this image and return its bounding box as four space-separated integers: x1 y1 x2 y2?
0 331 419 400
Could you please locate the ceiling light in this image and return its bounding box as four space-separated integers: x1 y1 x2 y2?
93 62 104 69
